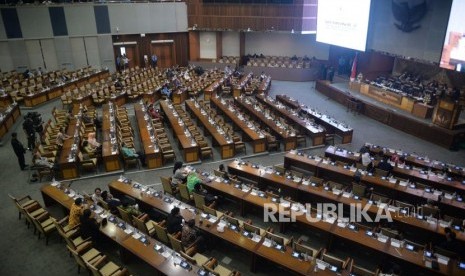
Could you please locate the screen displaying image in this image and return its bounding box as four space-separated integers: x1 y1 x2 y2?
440 0 465 71
316 0 371 51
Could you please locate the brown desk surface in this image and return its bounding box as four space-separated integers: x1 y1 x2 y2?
40 183 198 275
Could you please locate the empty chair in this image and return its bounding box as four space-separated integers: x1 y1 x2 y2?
133 214 156 237
325 134 335 145
352 183 366 198
350 264 380 276
321 251 350 272
8 194 37 220
370 193 391 204
375 168 389 177
178 183 192 202
30 211 56 245
85 255 127 276
293 239 322 259
193 192 216 211
153 220 169 245
68 241 103 274
200 146 213 160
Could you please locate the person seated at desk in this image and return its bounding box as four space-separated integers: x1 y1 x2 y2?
79 209 102 242
167 207 184 234
194 183 217 206
361 150 372 167
101 190 121 214
92 187 103 204
172 161 188 186
121 143 146 166
32 151 54 169
69 198 84 227
87 132 101 148
182 219 207 252
187 171 202 193
121 200 141 217
148 104 163 121
82 140 97 158
56 127 71 148
377 155 393 175
218 164 236 180
161 84 172 98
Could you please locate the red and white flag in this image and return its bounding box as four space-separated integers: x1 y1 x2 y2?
350 53 358 82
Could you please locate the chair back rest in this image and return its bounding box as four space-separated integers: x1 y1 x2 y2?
265 232 285 246
178 183 191 202
352 183 366 197
293 241 317 258
117 206 133 225
193 192 206 210
203 205 217 217
153 221 169 244
161 176 174 195
243 222 260 235
375 168 389 177
133 216 149 235
380 228 398 239
68 245 88 270
213 170 225 177
322 253 344 269
168 233 184 252
351 265 377 276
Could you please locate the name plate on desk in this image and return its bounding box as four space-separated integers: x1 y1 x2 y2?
342 192 351 198
377 235 388 243
391 239 401 248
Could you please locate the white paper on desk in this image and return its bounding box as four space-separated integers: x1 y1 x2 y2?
437 256 449 265
350 167 357 172
389 178 397 184
444 193 453 200
399 181 408 187
325 217 336 224
141 186 147 192
377 236 388 243
332 189 342 196
391 240 401 248
218 221 227 228
242 188 250 193
317 263 327 270
302 180 310 186
208 217 217 224
99 213 108 219
162 251 171 258
342 192 351 198
434 190 442 196
251 190 258 196
132 233 141 240
252 235 261 243
291 205 300 212
378 203 387 209
263 239 272 247
322 160 329 164
94 208 103 214
354 153 360 157
124 229 133 235
337 222 347 228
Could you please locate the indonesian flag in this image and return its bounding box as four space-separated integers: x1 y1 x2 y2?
350 53 358 82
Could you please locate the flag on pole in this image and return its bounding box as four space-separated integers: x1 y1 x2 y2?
350 53 358 82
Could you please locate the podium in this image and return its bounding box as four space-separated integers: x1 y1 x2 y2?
432 100 461 129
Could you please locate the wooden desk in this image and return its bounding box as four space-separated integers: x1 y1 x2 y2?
0 103 20 139
172 89 188 105
234 97 297 151
101 104 121 172
256 95 326 146
210 96 266 153
203 79 222 101
24 91 48 107
159 101 199 163
412 102 434 119
134 104 162 168
185 100 235 159
232 72 252 98
40 183 199 275
225 162 465 275
0 94 12 108
58 119 81 180
276 94 353 144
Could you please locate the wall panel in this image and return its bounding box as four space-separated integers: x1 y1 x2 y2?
0 42 13 71
54 37 74 70
8 40 28 71
25 40 44 70
17 7 52 39
70 37 87 70
98 35 115 71
222 32 240 57
65 5 97 36
0 10 8 40
199 32 217 59
84 36 100 68
41 39 58 71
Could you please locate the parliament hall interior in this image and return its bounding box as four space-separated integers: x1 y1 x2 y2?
2 0 465 275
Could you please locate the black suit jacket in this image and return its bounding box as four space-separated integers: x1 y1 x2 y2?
11 138 25 157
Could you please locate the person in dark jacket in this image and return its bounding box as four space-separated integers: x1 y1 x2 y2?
167 207 184 234
79 209 102 243
22 116 35 151
11 132 28 170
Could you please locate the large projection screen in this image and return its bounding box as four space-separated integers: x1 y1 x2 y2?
439 0 465 71
316 0 371 51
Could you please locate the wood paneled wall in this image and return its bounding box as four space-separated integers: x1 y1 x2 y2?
187 0 317 32
112 33 189 68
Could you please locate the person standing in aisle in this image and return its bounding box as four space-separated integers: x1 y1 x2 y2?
11 132 28 170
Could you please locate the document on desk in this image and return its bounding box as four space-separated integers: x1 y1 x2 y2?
124 228 133 235
252 235 261 243
263 239 272 247
132 233 141 240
